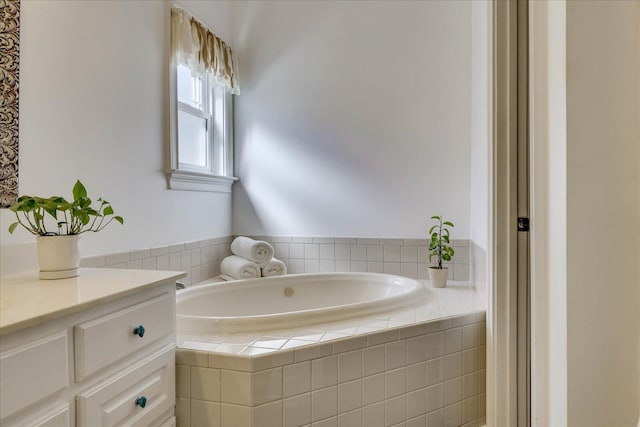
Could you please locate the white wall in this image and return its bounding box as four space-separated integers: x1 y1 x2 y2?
231 1 472 239
469 0 491 305
0 1 234 275
532 1 640 425
565 1 639 425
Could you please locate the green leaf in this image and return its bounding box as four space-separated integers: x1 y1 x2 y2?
443 221 454 227
8 222 19 234
430 215 441 220
114 216 124 224
442 254 451 261
443 235 450 243
428 225 437 235
73 180 88 200
103 205 114 216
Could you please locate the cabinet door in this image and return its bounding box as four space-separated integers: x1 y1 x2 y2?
75 293 173 381
76 345 175 427
0 332 69 420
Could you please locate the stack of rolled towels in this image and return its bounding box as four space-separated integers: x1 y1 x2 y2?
220 236 287 280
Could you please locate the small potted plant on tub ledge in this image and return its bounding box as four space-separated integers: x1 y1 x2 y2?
428 215 455 288
7 180 124 280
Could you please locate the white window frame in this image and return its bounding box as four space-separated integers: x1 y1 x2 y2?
168 65 237 193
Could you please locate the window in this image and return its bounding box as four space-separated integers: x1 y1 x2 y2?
168 8 239 193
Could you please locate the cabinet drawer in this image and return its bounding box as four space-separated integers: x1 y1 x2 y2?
0 332 69 419
77 345 175 427
75 293 173 381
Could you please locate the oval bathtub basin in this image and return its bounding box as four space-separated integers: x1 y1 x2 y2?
177 272 428 333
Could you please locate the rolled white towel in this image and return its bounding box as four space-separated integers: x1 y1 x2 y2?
261 257 287 278
230 236 274 267
220 255 261 279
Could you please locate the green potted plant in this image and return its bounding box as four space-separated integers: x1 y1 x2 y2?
7 180 123 279
428 215 455 288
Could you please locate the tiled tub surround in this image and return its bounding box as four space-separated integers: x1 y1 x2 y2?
78 235 470 286
80 236 233 286
244 236 471 281
176 282 485 427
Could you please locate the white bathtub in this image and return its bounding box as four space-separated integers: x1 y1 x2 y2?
176 272 428 333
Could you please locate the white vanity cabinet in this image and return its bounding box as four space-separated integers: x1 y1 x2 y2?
0 268 185 427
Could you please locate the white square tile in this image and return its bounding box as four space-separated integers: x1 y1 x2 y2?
385 367 406 398
367 245 384 261
385 340 407 370
191 367 221 402
407 335 427 364
253 367 283 406
275 243 291 259
335 260 351 271
383 262 402 275
444 402 461 427
253 400 283 427
444 377 461 405
462 348 479 375
350 261 367 272
305 259 320 273
284 393 311 427
462 324 479 349
478 323 486 346
462 372 479 400
289 259 305 274
338 379 362 414
191 399 221 427
426 408 444 427
401 245 418 262
338 409 362 427
350 245 367 261
221 403 251 427
426 358 445 386
426 332 445 360
291 243 305 259
462 396 479 424
363 345 386 376
444 353 462 380
406 388 427 419
311 385 337 422
385 395 406 426
176 365 190 398
176 397 190 427
305 244 320 259
220 370 251 405
445 327 462 355
320 244 335 260
426 384 444 412
401 262 418 279
406 362 427 392
319 259 336 272
362 402 385 427
383 245 401 262
284 361 311 397
338 349 362 383
312 355 338 389
478 393 486 417
367 261 384 273
362 373 385 405
335 244 351 260
156 254 169 270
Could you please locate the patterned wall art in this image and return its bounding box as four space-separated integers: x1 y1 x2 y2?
0 0 20 207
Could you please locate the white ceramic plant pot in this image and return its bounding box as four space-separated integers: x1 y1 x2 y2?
428 267 449 288
37 235 80 280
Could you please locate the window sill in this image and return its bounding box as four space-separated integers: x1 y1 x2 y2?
168 171 238 193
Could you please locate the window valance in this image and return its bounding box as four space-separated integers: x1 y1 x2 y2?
171 7 240 94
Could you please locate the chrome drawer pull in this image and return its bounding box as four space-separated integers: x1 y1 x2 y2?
133 325 145 338
135 396 147 408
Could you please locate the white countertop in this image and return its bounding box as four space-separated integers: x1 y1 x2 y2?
0 268 186 336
